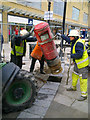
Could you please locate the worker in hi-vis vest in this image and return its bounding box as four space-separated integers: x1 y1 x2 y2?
58 29 89 101
11 29 37 68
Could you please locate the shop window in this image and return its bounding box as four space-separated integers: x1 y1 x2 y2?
72 7 80 21
53 0 64 16
17 0 41 10
27 1 41 10
83 12 88 24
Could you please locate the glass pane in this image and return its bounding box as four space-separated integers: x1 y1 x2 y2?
83 13 88 24
53 0 64 16
72 7 80 21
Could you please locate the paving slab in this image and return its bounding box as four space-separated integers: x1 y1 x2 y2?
71 100 88 113
24 105 48 117
38 87 58 95
17 111 42 118
41 81 60 91
62 90 81 100
34 99 51 108
37 93 55 101
54 93 75 107
44 101 88 118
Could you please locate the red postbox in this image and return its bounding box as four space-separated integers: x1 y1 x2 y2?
34 22 62 74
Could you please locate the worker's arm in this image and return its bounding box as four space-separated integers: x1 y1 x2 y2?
26 36 37 42
21 32 32 40
61 35 71 44
14 36 37 46
71 42 84 59
21 27 35 40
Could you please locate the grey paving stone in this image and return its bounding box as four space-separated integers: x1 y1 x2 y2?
34 99 51 108
54 93 75 107
57 84 66 94
17 111 42 118
42 82 60 91
24 105 48 116
44 101 88 118
37 93 55 101
38 88 56 95
63 90 81 99
71 100 88 113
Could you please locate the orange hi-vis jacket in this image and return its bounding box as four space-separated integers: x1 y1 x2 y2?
31 42 43 60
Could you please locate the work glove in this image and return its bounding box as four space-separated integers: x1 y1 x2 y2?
56 33 61 37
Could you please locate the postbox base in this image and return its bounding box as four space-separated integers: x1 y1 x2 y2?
49 61 63 74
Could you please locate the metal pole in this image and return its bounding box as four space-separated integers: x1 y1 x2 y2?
48 1 51 25
62 1 67 35
60 0 67 61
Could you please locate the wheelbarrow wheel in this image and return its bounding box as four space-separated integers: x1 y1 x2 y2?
2 74 36 113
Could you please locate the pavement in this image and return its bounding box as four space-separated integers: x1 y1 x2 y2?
2 42 89 119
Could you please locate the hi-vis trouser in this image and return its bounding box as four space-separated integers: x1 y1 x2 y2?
72 63 88 97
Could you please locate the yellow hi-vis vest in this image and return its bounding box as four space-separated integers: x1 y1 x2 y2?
88 41 90 50
11 40 25 56
72 38 89 69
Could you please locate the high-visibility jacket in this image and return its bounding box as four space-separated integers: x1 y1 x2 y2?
31 42 43 60
11 40 26 56
72 38 89 69
88 41 90 50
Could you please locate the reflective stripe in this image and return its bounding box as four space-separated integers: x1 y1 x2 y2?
77 57 88 65
16 51 23 55
81 91 87 94
73 71 79 75
81 95 87 97
79 74 82 77
84 49 86 52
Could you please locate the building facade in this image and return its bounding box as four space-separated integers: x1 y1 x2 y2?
0 0 89 42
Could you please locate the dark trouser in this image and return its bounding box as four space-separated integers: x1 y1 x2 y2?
30 55 44 72
10 54 22 69
74 63 88 79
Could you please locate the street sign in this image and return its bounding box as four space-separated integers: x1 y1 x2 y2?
28 19 33 26
44 11 53 20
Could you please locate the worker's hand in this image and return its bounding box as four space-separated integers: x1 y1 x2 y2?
56 33 61 37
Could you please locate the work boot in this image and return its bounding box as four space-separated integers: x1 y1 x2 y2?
30 69 33 73
77 96 87 101
66 87 77 91
40 71 45 74
22 62 25 65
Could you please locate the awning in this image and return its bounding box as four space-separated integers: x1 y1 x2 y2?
0 5 11 11
7 8 44 19
66 21 88 28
